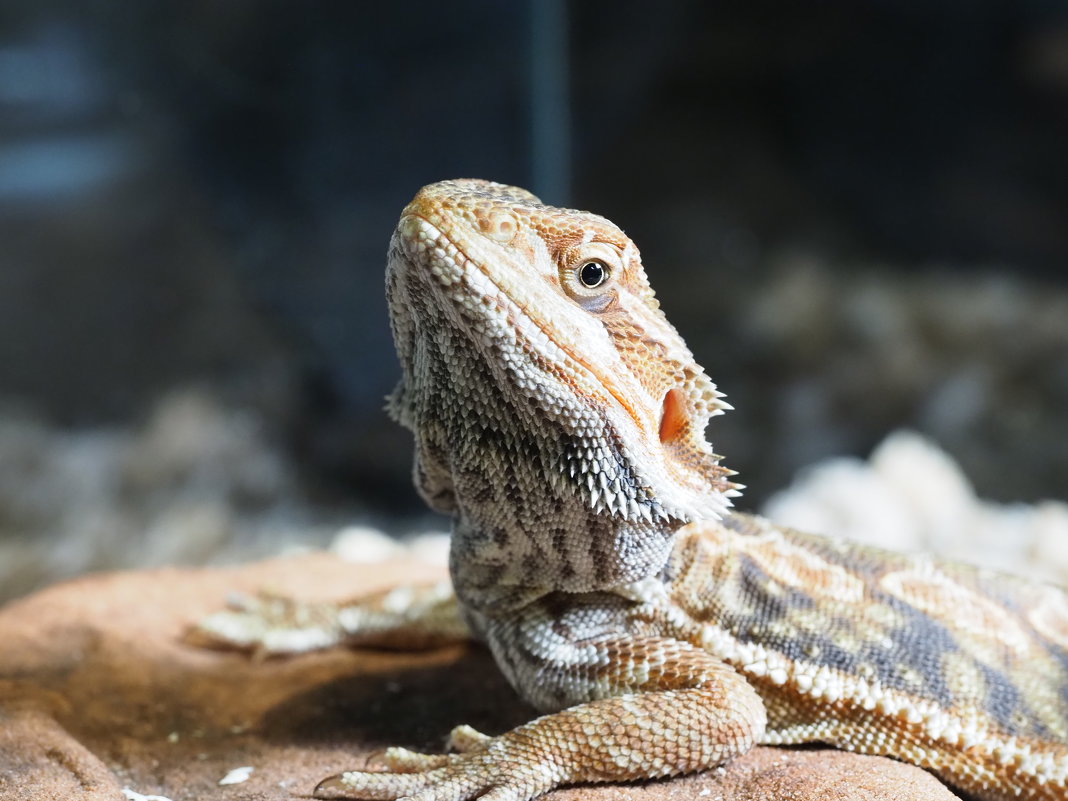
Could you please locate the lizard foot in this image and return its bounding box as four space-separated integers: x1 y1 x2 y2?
312 642 766 801
190 591 343 657
314 726 562 801
190 582 468 656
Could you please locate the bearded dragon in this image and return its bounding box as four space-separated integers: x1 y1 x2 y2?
199 179 1068 800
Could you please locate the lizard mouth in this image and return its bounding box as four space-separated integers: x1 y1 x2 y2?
658 387 688 445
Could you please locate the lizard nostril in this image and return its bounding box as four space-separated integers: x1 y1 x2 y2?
482 210 518 243
659 388 688 445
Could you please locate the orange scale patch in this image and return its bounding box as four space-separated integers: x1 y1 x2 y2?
741 535 866 603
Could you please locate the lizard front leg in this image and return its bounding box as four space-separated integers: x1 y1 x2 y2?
192 581 471 655
315 604 766 801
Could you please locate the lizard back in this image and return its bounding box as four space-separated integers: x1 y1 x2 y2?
662 514 1068 796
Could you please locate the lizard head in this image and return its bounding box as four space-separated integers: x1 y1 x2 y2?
387 179 739 550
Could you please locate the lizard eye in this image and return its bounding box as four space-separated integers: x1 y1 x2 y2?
578 260 609 288
559 241 623 310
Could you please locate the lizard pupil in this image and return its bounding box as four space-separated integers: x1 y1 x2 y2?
579 261 607 288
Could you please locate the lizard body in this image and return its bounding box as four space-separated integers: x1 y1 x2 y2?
199 180 1068 800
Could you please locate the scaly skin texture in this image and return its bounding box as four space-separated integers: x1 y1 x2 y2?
198 180 1068 801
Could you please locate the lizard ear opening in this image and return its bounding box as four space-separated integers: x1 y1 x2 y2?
658 388 688 445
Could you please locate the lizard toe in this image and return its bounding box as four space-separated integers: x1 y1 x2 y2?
446 725 493 753
476 785 528 801
314 752 553 801
314 769 434 799
380 746 459 772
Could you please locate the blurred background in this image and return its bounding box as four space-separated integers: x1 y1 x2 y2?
2 0 1067 601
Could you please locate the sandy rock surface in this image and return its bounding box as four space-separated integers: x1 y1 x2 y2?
0 553 960 801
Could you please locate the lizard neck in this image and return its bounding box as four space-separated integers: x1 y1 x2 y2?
448 500 681 613
397 330 685 611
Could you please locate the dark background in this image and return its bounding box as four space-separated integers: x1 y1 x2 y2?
1 0 1066 588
